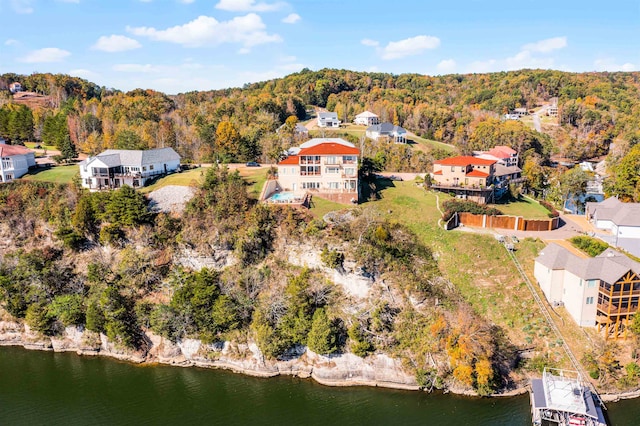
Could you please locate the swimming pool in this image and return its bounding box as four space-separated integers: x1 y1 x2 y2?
269 191 298 202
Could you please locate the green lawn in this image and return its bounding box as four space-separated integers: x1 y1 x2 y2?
22 165 78 184
241 168 269 199
24 142 58 151
140 168 206 193
309 197 350 218
488 197 551 219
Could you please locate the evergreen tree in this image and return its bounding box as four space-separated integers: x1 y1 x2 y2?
307 308 337 355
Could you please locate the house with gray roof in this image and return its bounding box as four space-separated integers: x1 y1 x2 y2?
365 122 407 143
586 197 640 257
79 147 181 190
317 112 340 128
534 243 640 339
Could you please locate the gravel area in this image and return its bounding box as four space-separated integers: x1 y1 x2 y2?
147 185 196 214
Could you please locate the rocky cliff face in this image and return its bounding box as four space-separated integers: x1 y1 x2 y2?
0 319 418 390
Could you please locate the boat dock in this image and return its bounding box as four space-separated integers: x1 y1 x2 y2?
530 368 607 426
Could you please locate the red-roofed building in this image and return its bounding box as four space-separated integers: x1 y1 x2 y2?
473 145 518 167
0 143 36 182
270 138 359 204
430 155 497 204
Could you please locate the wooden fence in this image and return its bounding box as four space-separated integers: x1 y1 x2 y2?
451 212 560 231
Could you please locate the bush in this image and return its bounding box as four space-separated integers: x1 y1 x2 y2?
441 199 503 221
320 247 344 269
54 227 85 251
569 236 609 257
99 224 124 246
539 200 559 218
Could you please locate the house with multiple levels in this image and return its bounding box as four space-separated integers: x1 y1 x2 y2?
0 143 36 182
430 156 497 203
276 122 309 139
365 122 407 143
79 147 181 190
473 145 519 167
534 243 640 339
354 111 379 126
317 112 340 128
586 197 640 257
272 138 359 203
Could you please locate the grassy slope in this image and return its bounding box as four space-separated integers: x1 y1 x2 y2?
333 181 575 370
489 197 551 219
139 168 206 193
22 165 78 184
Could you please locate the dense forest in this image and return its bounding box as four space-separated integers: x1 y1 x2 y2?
2 68 640 200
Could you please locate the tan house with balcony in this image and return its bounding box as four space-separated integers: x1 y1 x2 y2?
79 147 181 190
535 243 640 340
430 156 497 203
273 138 359 204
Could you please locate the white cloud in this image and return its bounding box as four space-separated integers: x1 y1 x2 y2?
505 49 555 70
127 14 281 48
4 39 19 46
215 0 284 12
361 38 379 47
594 58 636 72
467 59 497 73
92 35 142 52
436 59 456 74
522 36 567 53
10 0 33 14
237 47 251 55
18 47 71 63
69 69 100 79
380 35 440 60
281 13 300 24
113 64 161 73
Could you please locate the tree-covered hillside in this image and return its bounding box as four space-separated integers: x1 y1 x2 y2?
2 69 640 199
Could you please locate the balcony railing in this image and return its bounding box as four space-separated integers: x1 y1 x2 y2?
430 183 492 192
300 159 320 165
300 171 321 176
597 303 639 316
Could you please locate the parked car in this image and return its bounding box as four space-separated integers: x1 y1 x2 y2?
246 161 260 167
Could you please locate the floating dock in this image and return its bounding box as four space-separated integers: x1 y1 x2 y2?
530 368 607 426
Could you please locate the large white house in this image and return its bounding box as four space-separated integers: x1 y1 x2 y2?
0 143 36 182
586 197 640 257
79 148 181 190
534 243 640 339
317 112 341 128
354 111 379 126
9 82 23 94
365 122 407 143
272 138 359 203
473 145 519 167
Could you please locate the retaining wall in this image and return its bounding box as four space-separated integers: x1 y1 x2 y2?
457 212 559 231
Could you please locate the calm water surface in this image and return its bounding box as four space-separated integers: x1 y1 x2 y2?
0 346 636 425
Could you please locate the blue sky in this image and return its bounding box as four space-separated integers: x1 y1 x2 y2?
0 0 638 94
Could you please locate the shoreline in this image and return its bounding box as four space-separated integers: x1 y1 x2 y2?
1 322 638 402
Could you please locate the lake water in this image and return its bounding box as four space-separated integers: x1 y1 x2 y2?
0 346 637 425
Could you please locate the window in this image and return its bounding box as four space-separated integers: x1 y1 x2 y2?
451 166 455 172
290 167 296 174
586 297 594 305
149 164 154 170
5 174 13 181
142 166 147 172
301 165 321 176
302 182 320 189
329 182 340 189
104 179 109 185
280 168 286 175
133 179 140 187
325 156 338 165
344 168 355 176
326 167 339 174
343 156 356 164
587 280 597 288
